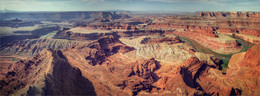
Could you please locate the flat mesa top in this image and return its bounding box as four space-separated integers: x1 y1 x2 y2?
68 27 111 33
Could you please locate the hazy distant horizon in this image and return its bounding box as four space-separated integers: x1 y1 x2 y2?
0 0 259 12
1 9 260 13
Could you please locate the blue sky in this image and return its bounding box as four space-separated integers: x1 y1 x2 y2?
0 0 259 12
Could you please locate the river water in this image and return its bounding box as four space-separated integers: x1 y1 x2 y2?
178 35 254 61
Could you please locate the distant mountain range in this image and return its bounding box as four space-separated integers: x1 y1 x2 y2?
0 9 18 13
0 11 130 21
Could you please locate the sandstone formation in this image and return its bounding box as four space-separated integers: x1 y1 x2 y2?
143 12 260 49
120 35 194 64
235 34 260 44
1 34 259 95
77 23 138 31
152 44 259 95
1 11 260 96
140 35 182 45
54 27 166 40
116 58 160 95
173 31 241 54
83 35 135 65
0 50 96 95
199 11 260 19
0 26 60 47
147 23 218 38
0 39 79 56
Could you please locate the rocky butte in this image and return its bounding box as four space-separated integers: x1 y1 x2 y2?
0 11 259 96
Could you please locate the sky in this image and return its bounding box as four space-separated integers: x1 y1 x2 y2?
0 0 259 12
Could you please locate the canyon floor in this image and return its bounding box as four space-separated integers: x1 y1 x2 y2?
0 11 260 96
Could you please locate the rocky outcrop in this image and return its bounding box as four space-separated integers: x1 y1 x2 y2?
0 39 79 56
140 36 182 45
0 50 96 95
147 20 260 38
173 31 241 54
0 26 60 47
179 57 209 90
217 27 260 37
235 34 260 44
197 44 260 95
77 24 138 31
227 44 260 74
0 35 39 47
120 35 194 64
115 30 165 37
54 27 165 40
2 38 259 96
160 45 260 95
66 35 135 66
199 11 260 18
155 57 213 95
86 35 135 65
146 23 218 38
1 11 259 96
54 29 118 40
117 58 159 95
144 11 260 40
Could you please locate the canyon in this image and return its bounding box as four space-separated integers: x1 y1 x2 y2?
0 11 259 96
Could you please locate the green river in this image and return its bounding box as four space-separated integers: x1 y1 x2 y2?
177 34 254 69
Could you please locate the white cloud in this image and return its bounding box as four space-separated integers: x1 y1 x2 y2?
144 0 258 4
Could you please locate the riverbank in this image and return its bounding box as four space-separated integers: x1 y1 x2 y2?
177 34 253 73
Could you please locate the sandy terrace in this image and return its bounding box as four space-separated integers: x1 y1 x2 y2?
236 34 260 39
68 27 111 33
68 27 133 33
211 34 237 43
